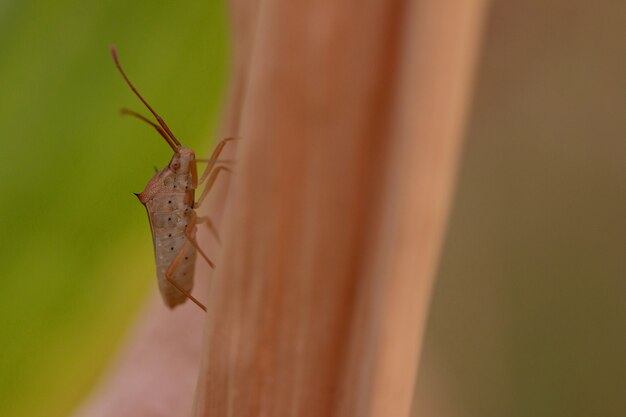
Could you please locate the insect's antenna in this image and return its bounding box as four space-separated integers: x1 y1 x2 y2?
120 108 178 152
111 47 182 149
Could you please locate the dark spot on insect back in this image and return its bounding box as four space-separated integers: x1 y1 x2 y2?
168 200 171 204
168 217 171 221
185 256 188 260
168 233 172 237
171 247 174 251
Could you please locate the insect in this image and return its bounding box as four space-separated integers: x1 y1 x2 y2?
111 48 233 312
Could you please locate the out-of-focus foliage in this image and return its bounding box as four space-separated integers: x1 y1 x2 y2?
0 1 229 416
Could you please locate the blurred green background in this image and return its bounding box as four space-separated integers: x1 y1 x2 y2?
0 1 229 416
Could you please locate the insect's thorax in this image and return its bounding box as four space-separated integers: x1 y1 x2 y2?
137 148 196 204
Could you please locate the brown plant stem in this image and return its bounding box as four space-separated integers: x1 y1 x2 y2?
195 1 488 416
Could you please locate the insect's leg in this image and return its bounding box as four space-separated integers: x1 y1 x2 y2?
165 241 207 312
194 166 233 209
195 137 237 186
196 158 236 165
195 215 221 245
184 216 216 269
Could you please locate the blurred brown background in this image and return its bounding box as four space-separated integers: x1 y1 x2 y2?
414 1 625 416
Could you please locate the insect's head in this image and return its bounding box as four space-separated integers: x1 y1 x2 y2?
169 147 195 173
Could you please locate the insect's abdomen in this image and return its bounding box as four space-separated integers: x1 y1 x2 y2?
147 193 197 308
